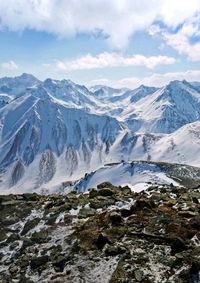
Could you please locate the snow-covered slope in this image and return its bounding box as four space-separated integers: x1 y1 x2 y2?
90 80 200 134
0 88 123 193
72 161 179 193
68 160 200 194
0 73 40 96
112 121 200 166
0 74 200 194
124 80 200 133
2 74 200 134
43 78 99 110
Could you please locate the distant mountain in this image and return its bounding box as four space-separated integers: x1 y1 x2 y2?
43 78 97 109
124 80 200 133
90 85 129 94
0 74 200 193
0 88 123 193
0 73 40 96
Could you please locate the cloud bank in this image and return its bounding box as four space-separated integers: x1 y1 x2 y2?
56 53 176 70
150 14 200 61
90 70 200 89
1 60 18 71
0 0 199 49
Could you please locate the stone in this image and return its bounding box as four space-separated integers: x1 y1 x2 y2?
6 233 20 243
30 255 49 269
31 229 49 244
45 214 58 225
120 208 132 218
105 245 126 256
190 216 200 230
9 242 19 250
22 238 33 249
134 270 143 281
0 229 7 242
52 254 66 272
96 233 109 250
178 211 197 218
97 188 114 197
131 199 155 212
97 182 115 189
109 211 122 224
21 217 40 235
170 236 188 254
78 207 96 218
89 188 98 198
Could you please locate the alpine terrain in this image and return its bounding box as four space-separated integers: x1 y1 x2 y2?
0 74 200 194
0 75 200 283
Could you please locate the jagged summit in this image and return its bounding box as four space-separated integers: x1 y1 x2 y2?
124 80 200 133
129 84 158 103
0 74 199 193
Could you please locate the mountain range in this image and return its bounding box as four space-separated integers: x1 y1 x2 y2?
0 73 200 194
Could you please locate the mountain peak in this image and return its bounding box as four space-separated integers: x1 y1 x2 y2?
17 73 40 82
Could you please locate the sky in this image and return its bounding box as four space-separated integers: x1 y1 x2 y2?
0 0 199 89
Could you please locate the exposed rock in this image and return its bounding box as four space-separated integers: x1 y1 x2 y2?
78 207 96 218
0 183 199 283
30 255 49 269
105 245 126 256
21 218 40 236
97 187 114 197
109 211 122 224
31 230 49 244
134 270 143 281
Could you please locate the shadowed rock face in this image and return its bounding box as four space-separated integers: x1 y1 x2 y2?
86 122 97 151
73 120 81 148
10 160 25 186
120 132 138 153
38 149 56 186
102 117 117 145
65 145 78 176
23 126 41 165
82 142 91 164
1 122 30 167
52 119 67 156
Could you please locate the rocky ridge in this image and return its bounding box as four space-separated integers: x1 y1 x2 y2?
0 182 200 282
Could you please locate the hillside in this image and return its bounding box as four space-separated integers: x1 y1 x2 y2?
0 182 199 282
0 74 200 193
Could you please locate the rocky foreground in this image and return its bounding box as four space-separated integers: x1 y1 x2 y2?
0 183 200 283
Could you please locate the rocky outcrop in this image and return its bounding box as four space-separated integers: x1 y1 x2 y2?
0 183 199 282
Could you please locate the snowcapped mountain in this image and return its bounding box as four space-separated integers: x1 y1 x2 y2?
43 78 98 109
0 73 40 97
90 80 200 134
0 89 123 192
122 80 200 133
190 81 200 92
0 73 200 194
91 85 128 99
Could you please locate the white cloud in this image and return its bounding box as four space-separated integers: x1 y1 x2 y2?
150 14 200 61
1 60 18 70
0 0 199 49
56 52 175 70
89 70 200 89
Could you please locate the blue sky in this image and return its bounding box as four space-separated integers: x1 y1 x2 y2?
0 0 199 88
